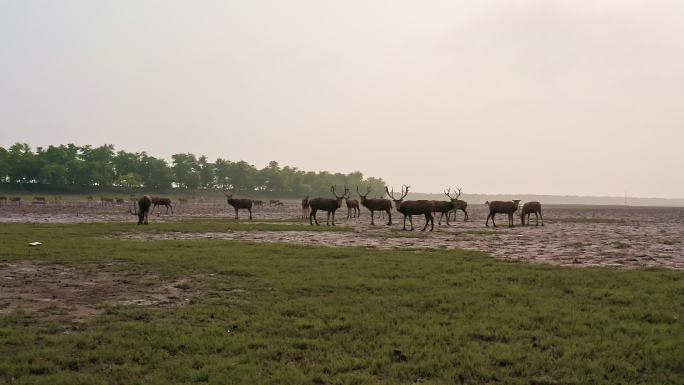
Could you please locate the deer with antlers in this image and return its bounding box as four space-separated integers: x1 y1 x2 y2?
151 197 173 214
485 200 521 227
301 196 309 218
432 188 461 226
224 191 253 220
521 201 544 226
357 186 392 225
308 186 349 226
386 185 434 231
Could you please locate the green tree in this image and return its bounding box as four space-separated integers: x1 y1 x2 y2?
172 153 200 189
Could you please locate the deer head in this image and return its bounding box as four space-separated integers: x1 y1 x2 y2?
385 185 410 205
330 185 349 202
445 187 462 202
357 186 372 201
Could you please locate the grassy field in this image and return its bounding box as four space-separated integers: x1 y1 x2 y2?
0 222 683 384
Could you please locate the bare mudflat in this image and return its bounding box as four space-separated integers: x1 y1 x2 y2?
3 200 684 269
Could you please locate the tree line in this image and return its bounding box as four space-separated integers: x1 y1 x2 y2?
0 143 387 197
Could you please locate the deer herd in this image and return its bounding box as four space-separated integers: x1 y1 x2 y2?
1 186 545 229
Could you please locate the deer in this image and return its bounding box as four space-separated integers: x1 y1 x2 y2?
130 195 152 224
0 196 6 207
301 196 309 218
253 200 264 207
449 187 469 222
151 197 173 214
345 197 360 219
269 199 282 206
225 192 253 220
177 197 189 205
521 201 544 226
100 197 114 205
308 185 349 226
10 197 22 205
357 186 392 225
115 198 125 204
386 185 434 231
34 196 46 204
432 189 459 226
485 200 521 227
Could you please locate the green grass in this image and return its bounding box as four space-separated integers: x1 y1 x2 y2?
0 223 683 384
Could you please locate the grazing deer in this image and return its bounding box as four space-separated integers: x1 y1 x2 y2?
34 196 46 204
386 185 434 231
131 195 152 225
178 197 189 205
485 200 521 227
269 199 282 206
432 189 458 226
301 196 309 218
521 201 544 226
115 198 125 204
151 197 173 214
10 197 22 205
357 186 392 225
253 200 264 207
225 192 253 220
0 196 6 207
309 186 349 226
345 197 360 219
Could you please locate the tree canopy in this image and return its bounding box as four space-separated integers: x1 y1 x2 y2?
0 143 386 197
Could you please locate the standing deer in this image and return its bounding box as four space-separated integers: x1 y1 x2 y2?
10 197 22 205
386 185 434 231
485 200 521 227
521 201 544 226
449 187 469 222
309 186 349 226
151 197 173 214
225 192 253 220
357 186 392 225
301 196 309 218
34 197 46 204
253 200 264 207
100 197 114 205
345 197 360 219
131 195 152 224
432 188 462 226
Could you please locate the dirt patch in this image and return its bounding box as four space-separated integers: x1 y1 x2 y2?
0 261 194 322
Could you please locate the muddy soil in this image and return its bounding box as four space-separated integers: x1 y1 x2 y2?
3 200 684 270
0 261 193 322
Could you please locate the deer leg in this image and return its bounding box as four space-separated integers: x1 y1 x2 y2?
429 213 434 231
492 213 498 227
387 211 392 226
509 213 514 227
370 211 375 225
234 207 239 220
402 215 407 230
249 208 252 220
539 211 544 226
309 209 316 225
326 211 331 226
409 215 414 231
486 213 490 227
332 210 336 226
534 212 539 226
446 211 451 226
170 204 173 214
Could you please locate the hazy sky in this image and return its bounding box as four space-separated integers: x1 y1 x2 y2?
1 1 683 197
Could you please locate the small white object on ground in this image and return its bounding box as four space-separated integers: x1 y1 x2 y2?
28 242 42 246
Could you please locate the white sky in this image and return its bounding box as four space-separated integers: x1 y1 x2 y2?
1 1 683 197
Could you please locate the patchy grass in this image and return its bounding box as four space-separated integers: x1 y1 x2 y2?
0 223 683 385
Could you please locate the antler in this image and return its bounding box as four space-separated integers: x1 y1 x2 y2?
357 186 372 198
331 185 349 199
386 185 410 201
455 187 462 200
444 188 453 199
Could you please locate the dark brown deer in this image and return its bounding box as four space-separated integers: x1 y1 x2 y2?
151 197 173 214
386 185 434 231
301 196 309 218
131 195 152 224
253 200 263 207
521 201 544 226
269 199 282 206
432 188 462 226
0 196 6 207
225 192 253 220
449 187 469 222
115 198 125 204
345 197 360 219
485 200 521 227
356 186 392 225
309 186 349 226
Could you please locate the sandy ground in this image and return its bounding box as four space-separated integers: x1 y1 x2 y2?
2 200 684 270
